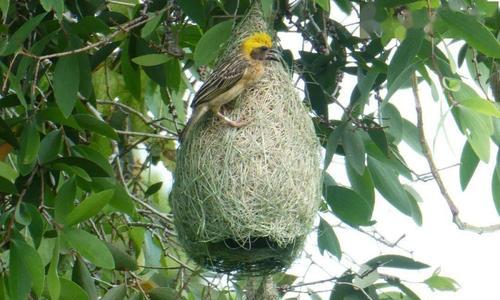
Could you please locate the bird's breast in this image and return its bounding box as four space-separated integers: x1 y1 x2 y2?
242 62 265 86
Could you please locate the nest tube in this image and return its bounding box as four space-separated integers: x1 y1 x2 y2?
170 4 322 274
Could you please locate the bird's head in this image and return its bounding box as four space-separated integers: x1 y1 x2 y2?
241 32 280 62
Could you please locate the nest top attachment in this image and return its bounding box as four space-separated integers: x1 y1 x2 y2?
170 4 322 274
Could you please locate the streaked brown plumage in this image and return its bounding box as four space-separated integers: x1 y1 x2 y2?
181 32 279 141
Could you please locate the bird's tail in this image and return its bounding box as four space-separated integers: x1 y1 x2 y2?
179 106 209 143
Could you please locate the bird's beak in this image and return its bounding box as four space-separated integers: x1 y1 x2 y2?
266 48 280 62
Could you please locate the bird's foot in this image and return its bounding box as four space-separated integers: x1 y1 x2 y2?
216 112 250 128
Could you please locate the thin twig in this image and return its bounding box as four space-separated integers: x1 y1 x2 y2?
19 13 156 60
115 130 176 140
1 52 19 94
129 193 173 222
97 99 177 134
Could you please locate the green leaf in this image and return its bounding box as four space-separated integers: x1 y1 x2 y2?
0 0 9 22
382 103 403 143
318 217 342 259
120 39 141 100
47 238 60 300
51 157 110 177
178 24 202 48
149 287 177 300
333 0 352 14
90 42 120 70
0 274 8 300
376 0 421 7
165 58 181 91
329 273 365 299
401 118 423 154
101 284 127 300
357 69 379 107
132 54 171 66
367 126 389 157
14 202 31 225
0 117 19 148
459 141 479 190
105 242 138 271
40 0 64 19
2 13 47 55
406 189 423 226
19 122 40 165
177 0 206 26
59 278 89 300
52 163 91 182
194 20 233 66
145 181 163 196
0 176 16 194
74 114 118 140
37 106 81 128
1 64 27 110
386 60 422 102
425 272 460 291
386 279 422 300
130 37 166 86
346 163 375 205
72 145 114 177
261 0 273 19
38 129 63 164
64 189 114 226
75 16 110 36
325 185 373 226
78 54 93 101
368 157 413 216
72 256 97 300
386 29 424 100
456 107 492 162
324 123 345 170
0 161 17 182
62 227 115 269
23 205 43 248
438 9 500 58
342 125 366 175
54 54 80 118
141 13 163 38
493 166 500 215
365 142 412 179
11 238 45 298
459 97 500 118
8 239 32 300
91 178 135 215
365 255 430 270
54 177 76 224
315 0 330 12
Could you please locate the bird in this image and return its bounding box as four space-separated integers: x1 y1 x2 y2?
181 32 280 141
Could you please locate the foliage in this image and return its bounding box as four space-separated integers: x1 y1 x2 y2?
0 0 498 299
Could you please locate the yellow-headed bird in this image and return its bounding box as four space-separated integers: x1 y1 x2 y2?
181 32 279 141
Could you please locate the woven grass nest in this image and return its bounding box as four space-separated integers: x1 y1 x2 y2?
170 5 322 274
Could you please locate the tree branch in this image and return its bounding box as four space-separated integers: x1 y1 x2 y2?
19 12 158 60
411 74 500 233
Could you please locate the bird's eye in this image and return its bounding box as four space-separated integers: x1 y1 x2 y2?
261 46 269 51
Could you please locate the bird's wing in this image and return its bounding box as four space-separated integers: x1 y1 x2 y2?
191 56 249 108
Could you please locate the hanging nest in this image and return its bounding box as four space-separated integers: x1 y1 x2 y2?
170 4 322 274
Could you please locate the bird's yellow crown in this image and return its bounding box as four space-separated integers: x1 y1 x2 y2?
241 32 273 57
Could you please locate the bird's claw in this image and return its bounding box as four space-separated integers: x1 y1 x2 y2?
216 112 251 128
